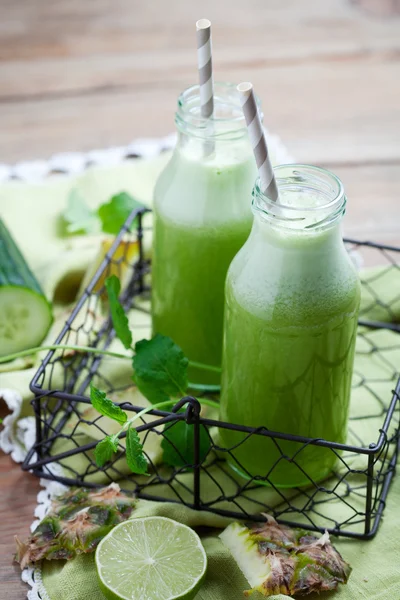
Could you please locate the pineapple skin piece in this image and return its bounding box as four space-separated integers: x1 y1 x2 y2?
15 483 136 569
219 517 352 597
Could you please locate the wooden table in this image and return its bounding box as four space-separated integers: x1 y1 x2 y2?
0 0 399 597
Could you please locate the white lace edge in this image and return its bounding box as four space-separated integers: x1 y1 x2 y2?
0 132 295 599
0 134 176 183
0 129 295 183
22 566 50 600
22 477 69 600
0 388 35 463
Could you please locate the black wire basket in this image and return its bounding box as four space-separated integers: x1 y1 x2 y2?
23 208 400 540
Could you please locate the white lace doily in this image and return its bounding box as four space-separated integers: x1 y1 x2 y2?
0 130 294 184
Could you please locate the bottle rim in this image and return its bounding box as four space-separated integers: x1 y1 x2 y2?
175 82 262 140
252 164 347 231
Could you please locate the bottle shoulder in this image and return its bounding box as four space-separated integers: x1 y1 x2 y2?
153 149 256 226
226 233 361 325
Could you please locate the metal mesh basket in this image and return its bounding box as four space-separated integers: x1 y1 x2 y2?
23 208 400 540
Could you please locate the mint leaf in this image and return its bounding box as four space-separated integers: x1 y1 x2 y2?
90 384 127 425
132 335 189 404
94 435 119 467
105 275 132 350
161 418 210 468
63 189 100 234
98 192 144 235
126 425 148 475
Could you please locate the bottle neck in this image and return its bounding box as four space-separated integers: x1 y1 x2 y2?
174 81 260 165
252 164 347 236
175 129 254 166
251 209 343 255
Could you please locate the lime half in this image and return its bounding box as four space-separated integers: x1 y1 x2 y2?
95 516 207 600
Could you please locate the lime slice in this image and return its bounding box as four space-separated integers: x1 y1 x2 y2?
95 516 207 600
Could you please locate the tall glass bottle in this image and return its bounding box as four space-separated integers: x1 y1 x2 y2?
220 165 361 487
152 83 260 384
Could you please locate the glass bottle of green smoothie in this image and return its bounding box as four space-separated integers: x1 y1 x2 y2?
152 83 260 384
220 165 361 487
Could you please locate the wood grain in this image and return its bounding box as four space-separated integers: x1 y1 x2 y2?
0 0 399 163
1 60 398 165
0 0 399 597
0 455 40 600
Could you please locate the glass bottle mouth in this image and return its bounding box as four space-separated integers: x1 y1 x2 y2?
175 82 262 141
252 164 347 231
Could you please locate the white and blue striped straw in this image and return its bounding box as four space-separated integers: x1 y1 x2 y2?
237 82 279 201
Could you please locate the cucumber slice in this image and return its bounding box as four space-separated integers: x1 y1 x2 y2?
0 219 53 358
0 286 53 357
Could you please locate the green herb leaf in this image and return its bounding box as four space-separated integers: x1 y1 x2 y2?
98 192 144 235
126 425 148 475
105 275 133 350
94 435 119 467
132 334 189 404
90 384 127 425
63 189 100 234
161 418 210 468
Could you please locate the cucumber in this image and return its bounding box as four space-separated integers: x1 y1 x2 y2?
0 219 53 357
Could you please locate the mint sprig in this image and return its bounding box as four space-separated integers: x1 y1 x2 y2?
63 190 100 234
126 426 148 475
98 193 144 235
106 275 133 350
90 382 175 474
132 335 188 403
90 385 127 425
94 435 120 467
62 190 144 236
161 418 211 468
84 275 220 475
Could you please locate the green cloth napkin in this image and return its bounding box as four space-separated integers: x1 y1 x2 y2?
34 294 400 599
37 478 400 600
37 501 265 600
0 155 168 453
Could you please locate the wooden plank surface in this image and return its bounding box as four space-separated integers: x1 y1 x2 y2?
0 455 40 600
0 0 399 164
0 1 399 598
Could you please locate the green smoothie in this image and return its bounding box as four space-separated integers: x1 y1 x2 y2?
152 85 258 384
219 168 361 487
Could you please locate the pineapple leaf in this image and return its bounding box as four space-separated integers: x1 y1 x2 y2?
90 384 127 425
14 484 136 568
132 334 189 404
95 435 119 467
220 519 352 597
126 425 148 475
105 275 133 350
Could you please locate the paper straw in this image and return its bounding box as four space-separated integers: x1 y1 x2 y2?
237 82 279 201
196 19 214 119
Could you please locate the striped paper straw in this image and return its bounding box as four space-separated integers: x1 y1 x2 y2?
196 19 214 119
237 82 279 201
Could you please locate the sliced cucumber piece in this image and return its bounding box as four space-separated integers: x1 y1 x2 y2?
0 286 53 356
0 218 53 358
